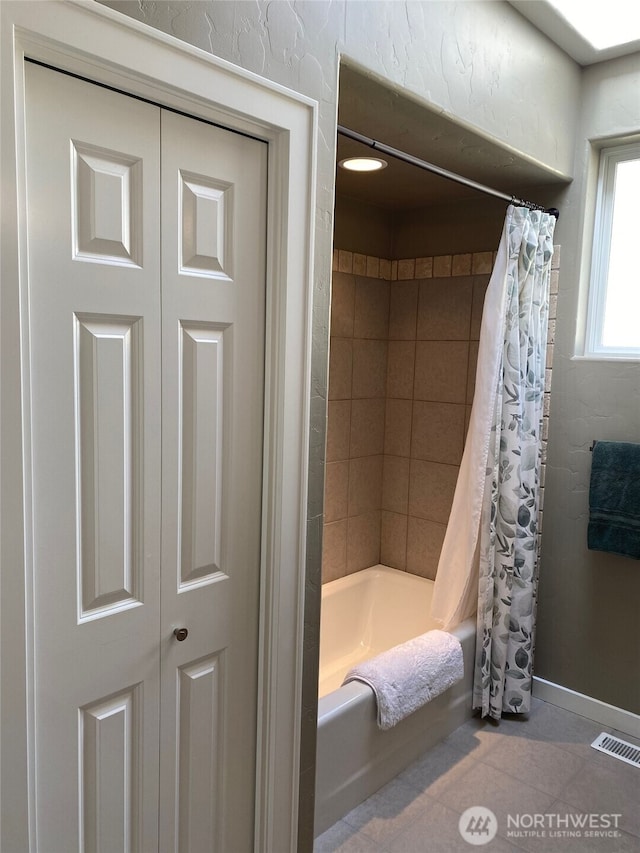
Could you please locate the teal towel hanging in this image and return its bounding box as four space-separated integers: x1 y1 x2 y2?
588 440 640 559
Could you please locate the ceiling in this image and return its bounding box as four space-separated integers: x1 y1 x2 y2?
336 65 569 211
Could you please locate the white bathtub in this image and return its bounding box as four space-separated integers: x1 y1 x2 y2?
315 565 476 836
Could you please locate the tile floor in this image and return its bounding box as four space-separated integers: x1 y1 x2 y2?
314 699 640 852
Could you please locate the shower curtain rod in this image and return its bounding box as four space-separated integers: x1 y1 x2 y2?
337 125 559 219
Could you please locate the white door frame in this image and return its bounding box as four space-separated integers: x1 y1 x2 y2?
0 2 316 851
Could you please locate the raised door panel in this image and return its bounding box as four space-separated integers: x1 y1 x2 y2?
75 314 143 619
159 110 267 852
25 64 161 852
179 322 226 586
180 172 233 279
176 654 224 852
72 141 143 265
80 685 142 853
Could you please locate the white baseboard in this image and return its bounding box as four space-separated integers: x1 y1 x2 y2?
533 677 640 739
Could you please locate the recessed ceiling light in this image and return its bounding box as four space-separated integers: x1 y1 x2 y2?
339 157 388 172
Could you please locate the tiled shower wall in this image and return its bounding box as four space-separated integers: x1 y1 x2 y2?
323 269 389 580
322 248 559 585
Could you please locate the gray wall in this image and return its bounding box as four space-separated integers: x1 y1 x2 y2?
333 196 393 258
334 194 509 258
97 2 584 847
392 196 509 257
536 52 640 715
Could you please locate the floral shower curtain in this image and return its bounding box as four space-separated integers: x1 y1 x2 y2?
431 205 556 720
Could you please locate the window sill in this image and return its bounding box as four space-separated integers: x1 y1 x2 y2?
572 354 640 363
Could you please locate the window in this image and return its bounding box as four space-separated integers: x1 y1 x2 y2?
585 142 640 358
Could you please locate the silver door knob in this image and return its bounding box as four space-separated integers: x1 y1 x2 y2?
173 627 189 642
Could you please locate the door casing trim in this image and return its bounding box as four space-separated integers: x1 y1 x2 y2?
0 2 316 850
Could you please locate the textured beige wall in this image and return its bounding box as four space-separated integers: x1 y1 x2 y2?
536 52 640 716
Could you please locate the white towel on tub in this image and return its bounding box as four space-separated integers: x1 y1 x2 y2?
342 630 464 731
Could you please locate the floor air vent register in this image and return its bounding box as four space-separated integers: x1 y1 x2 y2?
591 732 640 768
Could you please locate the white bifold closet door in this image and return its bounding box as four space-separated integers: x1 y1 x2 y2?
24 62 266 853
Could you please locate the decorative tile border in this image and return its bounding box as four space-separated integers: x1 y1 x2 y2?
333 248 498 280
332 246 561 281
